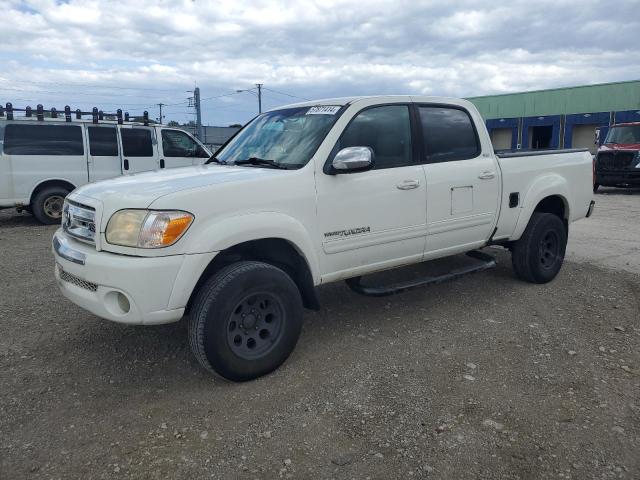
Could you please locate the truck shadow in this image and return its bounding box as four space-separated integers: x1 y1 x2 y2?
57 248 516 389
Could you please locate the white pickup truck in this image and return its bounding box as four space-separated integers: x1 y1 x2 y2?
52 96 595 381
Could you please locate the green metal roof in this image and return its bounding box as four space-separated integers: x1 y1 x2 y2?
467 80 640 119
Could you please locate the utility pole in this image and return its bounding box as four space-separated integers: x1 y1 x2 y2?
194 87 203 140
157 103 164 124
256 83 263 114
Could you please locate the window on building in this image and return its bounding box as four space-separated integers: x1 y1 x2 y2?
418 106 479 162
88 126 118 156
3 124 84 155
120 128 153 157
338 105 412 169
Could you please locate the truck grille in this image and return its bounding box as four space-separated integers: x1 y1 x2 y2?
57 264 98 292
62 200 96 244
597 151 636 170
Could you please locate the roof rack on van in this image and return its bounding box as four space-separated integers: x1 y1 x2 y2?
0 102 150 126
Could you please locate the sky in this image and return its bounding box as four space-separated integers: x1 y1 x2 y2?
1 0 639 126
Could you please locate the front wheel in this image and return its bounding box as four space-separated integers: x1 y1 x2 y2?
188 261 303 381
511 213 567 284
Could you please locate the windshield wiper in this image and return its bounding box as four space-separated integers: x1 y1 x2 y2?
234 157 295 169
205 155 226 165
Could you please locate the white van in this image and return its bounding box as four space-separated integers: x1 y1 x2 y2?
0 117 211 223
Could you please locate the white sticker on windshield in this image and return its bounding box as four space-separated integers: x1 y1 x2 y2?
306 105 341 115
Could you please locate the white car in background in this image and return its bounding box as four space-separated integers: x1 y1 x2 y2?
0 117 211 223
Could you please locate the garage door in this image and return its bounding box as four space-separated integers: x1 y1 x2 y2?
572 124 599 154
490 128 512 151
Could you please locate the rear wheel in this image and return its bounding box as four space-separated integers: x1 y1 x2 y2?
511 213 567 284
188 261 303 381
31 186 70 224
593 183 600 193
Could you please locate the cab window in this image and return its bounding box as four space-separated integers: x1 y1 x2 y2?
418 106 480 163
337 105 412 169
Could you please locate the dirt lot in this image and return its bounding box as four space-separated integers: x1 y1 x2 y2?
1 189 639 480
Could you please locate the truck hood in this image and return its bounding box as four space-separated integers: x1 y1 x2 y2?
71 164 284 208
600 143 640 151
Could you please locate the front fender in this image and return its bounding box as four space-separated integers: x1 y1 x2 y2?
511 174 570 241
184 211 320 283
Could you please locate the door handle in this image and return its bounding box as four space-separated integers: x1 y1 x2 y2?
123 159 129 171
478 171 496 180
396 179 420 190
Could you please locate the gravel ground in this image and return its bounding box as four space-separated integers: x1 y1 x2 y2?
1 191 639 480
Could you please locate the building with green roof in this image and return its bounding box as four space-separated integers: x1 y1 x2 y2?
466 80 640 153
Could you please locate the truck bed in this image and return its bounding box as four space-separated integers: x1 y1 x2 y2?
493 149 594 241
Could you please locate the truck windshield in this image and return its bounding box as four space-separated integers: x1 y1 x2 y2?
604 125 640 144
215 106 342 168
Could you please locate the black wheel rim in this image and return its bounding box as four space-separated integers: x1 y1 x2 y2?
538 230 560 270
226 293 284 360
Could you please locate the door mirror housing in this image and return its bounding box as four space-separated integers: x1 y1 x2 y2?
331 146 374 174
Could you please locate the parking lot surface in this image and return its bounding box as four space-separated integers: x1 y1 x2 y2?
1 188 639 479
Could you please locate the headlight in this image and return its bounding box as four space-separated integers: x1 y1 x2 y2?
106 210 193 248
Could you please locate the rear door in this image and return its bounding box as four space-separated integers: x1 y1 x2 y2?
118 126 159 174
158 128 210 169
86 125 121 182
417 105 500 257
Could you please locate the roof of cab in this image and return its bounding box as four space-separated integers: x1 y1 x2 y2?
270 95 473 111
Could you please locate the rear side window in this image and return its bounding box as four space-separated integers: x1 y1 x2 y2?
88 127 118 156
3 124 84 155
338 105 412 169
121 128 153 157
418 106 479 163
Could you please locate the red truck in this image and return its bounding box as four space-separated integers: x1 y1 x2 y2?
594 122 640 192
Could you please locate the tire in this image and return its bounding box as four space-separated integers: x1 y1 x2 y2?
593 183 599 193
32 186 69 224
511 212 567 284
188 261 303 382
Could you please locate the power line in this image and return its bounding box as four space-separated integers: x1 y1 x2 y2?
1 79 188 93
262 87 310 101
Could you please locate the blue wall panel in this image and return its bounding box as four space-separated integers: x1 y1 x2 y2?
486 118 518 150
614 109 640 124
563 111 610 148
522 115 561 149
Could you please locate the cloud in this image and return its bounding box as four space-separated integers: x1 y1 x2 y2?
0 0 638 125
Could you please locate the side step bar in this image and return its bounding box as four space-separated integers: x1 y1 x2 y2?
345 250 496 297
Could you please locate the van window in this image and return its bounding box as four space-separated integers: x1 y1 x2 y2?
418 106 479 163
162 129 202 157
121 128 153 157
4 124 84 155
88 127 118 156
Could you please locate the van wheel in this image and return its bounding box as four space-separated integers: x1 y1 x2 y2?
188 261 303 382
593 183 600 193
32 186 69 224
511 212 567 284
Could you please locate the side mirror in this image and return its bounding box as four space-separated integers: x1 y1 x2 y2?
331 146 374 173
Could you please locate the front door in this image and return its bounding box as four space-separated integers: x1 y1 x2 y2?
315 104 427 280
86 125 122 182
118 126 159 174
417 105 500 258
159 128 210 169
